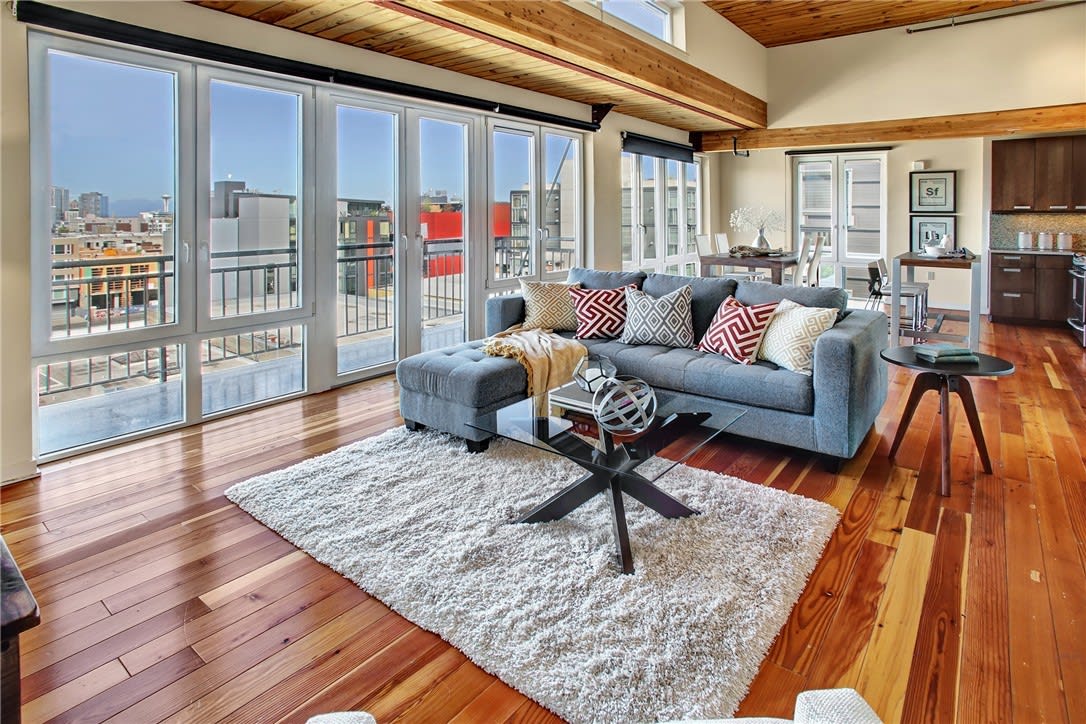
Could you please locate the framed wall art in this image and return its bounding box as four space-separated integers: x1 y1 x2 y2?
910 170 956 213
910 215 956 252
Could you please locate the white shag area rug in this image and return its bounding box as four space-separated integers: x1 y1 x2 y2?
226 427 839 723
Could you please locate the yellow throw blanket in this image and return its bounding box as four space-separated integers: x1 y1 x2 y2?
483 327 587 411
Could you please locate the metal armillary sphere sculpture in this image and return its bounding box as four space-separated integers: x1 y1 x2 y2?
591 376 657 434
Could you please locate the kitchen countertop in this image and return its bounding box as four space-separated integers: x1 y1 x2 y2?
990 248 1082 255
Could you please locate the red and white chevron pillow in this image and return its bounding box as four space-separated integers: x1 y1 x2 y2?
569 285 636 339
697 296 779 364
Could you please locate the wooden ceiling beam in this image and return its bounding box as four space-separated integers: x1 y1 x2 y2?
698 103 1086 152
377 0 767 129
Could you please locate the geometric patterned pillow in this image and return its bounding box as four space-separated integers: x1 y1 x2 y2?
569 285 636 339
619 285 694 348
697 296 778 364
520 279 581 331
757 298 837 375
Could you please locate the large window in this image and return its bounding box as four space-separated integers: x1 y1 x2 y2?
29 32 583 460
600 0 673 43
621 151 702 275
792 152 886 296
489 122 582 286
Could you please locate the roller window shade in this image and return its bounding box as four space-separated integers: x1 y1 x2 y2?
622 132 694 163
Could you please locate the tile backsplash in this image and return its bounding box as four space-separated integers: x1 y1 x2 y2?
990 213 1086 251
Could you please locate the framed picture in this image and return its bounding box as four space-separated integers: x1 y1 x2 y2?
910 170 956 213
910 215 956 252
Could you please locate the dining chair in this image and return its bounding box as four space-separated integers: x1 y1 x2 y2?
804 233 826 287
694 234 714 257
786 233 814 286
713 233 729 254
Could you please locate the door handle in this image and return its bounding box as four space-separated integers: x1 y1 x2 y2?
182 242 190 263
198 241 209 262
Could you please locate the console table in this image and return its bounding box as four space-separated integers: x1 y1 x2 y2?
2 536 40 724
890 252 982 351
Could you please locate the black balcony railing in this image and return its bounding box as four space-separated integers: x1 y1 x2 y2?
43 239 469 394
209 247 298 318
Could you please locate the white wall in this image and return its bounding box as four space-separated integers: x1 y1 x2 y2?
681 1 767 99
715 139 987 308
768 3 1086 126
0 12 36 484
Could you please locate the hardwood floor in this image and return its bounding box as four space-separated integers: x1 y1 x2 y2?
2 320 1084 723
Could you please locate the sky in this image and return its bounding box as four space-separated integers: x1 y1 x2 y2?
50 51 576 213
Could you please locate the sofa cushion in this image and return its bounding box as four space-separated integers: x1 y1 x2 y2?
566 267 647 290
578 339 814 415
698 296 778 364
620 285 694 348
519 279 580 331
643 273 739 341
569 285 634 339
735 281 849 318
759 298 838 374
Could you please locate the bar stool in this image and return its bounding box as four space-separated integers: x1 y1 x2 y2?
867 259 929 331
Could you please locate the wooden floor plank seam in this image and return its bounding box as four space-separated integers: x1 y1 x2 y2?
5 323 1083 723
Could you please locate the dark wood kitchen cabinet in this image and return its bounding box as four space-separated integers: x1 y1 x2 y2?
990 251 1072 324
1034 137 1074 211
992 134 1086 212
1073 135 1086 211
991 139 1036 211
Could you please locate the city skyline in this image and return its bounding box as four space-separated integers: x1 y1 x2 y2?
49 51 578 218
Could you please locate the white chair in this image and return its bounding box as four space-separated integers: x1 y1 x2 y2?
695 234 715 257
785 234 814 286
713 232 729 254
804 233 826 287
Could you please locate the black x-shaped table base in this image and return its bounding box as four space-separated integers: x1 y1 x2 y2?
515 411 711 574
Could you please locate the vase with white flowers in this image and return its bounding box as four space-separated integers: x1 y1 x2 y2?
729 206 785 250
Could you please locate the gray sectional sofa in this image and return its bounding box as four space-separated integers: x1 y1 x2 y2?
396 268 888 461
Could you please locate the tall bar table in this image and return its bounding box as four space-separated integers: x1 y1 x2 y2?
890 252 982 351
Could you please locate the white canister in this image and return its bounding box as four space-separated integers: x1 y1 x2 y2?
1057 232 1073 250
1037 232 1054 250
1017 231 1033 249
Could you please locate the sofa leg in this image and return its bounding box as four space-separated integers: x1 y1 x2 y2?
821 454 843 474
404 419 425 432
466 438 490 454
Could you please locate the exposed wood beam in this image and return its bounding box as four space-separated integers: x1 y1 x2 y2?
378 0 767 129
699 104 1086 152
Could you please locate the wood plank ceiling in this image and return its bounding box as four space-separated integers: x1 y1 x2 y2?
705 0 1038 48
191 1 1065 145
191 0 765 132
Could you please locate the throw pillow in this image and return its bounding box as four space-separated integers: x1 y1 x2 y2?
758 298 837 374
620 285 695 348
697 296 778 364
569 285 635 339
519 279 581 331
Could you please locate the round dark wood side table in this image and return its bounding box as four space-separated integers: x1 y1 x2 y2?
880 346 1015 496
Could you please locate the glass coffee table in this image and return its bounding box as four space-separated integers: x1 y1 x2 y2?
470 383 745 574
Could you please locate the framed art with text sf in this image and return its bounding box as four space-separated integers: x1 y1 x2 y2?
909 170 956 213
910 215 956 252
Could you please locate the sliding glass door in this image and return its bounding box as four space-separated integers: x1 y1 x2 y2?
199 71 311 413
330 100 471 377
